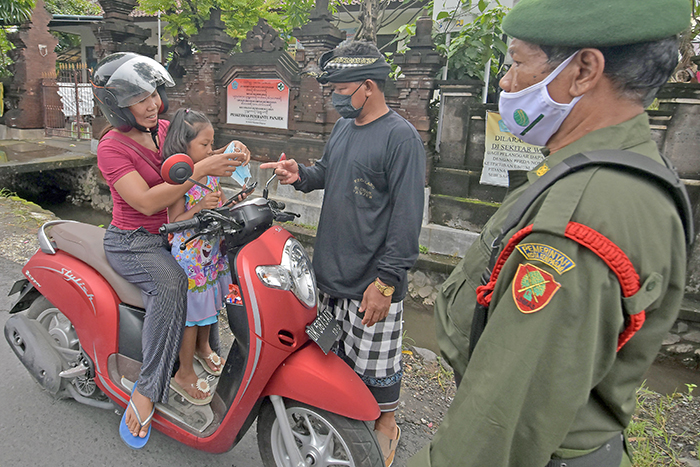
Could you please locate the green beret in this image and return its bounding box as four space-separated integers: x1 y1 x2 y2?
502 0 691 47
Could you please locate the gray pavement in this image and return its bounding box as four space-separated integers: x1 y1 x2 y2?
0 137 96 176
0 256 263 466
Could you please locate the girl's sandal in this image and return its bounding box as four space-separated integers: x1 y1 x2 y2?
194 352 224 376
170 377 213 406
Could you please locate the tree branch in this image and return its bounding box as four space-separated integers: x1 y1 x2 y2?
380 0 422 27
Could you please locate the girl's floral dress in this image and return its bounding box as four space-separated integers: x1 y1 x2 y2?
171 176 232 326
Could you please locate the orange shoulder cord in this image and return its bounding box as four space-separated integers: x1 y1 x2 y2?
476 222 643 351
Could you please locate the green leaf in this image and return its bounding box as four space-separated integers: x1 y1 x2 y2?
494 38 507 55
0 0 35 23
45 0 100 15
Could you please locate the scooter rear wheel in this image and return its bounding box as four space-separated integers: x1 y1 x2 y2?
26 296 80 352
25 295 103 399
257 398 383 467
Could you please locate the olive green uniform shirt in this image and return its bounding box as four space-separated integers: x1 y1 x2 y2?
411 113 687 467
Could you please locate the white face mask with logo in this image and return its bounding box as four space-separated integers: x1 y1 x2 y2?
498 52 581 147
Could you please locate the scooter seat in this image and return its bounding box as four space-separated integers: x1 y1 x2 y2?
49 222 144 308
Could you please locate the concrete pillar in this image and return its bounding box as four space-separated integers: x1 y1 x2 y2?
292 0 346 136
173 10 237 126
656 83 700 300
91 0 155 60
391 12 443 186
391 12 443 145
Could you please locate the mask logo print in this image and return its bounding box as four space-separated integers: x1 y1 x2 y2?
513 109 529 127
512 263 560 313
497 51 581 146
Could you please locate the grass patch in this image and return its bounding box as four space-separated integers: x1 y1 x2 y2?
402 329 416 350
402 330 454 393
628 382 699 466
432 356 454 392
288 222 318 231
0 187 17 198
0 190 53 226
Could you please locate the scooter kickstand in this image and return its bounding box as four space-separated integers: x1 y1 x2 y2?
270 395 306 467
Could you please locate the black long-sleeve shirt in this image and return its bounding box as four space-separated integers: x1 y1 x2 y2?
293 110 426 301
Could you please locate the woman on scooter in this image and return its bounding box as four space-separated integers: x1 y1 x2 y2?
92 53 250 448
162 108 238 405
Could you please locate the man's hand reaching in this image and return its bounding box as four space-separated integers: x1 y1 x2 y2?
259 159 300 185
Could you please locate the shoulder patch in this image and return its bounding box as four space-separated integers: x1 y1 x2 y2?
512 263 561 313
515 243 575 275
536 163 549 177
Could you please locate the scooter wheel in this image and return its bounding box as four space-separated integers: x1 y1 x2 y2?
25 295 104 400
26 296 79 351
257 398 383 467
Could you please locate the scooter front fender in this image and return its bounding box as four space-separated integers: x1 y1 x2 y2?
262 343 380 421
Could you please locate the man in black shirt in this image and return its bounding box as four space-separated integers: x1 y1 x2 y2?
261 41 425 467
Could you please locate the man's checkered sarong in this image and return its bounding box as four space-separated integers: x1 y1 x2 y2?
318 292 403 412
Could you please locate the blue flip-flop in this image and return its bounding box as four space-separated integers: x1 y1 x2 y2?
119 382 156 449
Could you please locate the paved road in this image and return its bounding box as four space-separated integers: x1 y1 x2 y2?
0 256 264 467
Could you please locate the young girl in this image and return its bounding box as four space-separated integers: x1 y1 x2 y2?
162 108 236 405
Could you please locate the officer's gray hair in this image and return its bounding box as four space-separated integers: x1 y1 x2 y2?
540 36 679 107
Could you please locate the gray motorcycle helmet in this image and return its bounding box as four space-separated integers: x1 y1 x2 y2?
92 52 175 133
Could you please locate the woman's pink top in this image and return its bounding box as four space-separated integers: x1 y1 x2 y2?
97 120 170 234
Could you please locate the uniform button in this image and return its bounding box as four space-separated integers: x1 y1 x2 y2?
646 281 656 291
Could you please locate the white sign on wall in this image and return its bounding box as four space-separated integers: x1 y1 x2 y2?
480 111 544 187
226 78 290 130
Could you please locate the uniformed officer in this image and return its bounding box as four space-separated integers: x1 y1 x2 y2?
410 0 692 466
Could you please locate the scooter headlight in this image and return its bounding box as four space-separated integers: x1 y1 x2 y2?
256 238 317 308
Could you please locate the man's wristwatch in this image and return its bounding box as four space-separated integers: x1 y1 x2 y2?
374 279 395 297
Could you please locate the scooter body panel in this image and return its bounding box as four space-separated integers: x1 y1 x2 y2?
262 342 381 421
161 338 294 453
234 226 379 420
21 250 121 371
236 226 318 352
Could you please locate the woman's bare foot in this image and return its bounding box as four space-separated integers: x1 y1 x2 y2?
173 370 210 400
126 389 154 438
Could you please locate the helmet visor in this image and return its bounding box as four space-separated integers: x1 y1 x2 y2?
106 56 175 108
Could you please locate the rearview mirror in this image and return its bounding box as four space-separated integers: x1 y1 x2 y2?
161 153 194 184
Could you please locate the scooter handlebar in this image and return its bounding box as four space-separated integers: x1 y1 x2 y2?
274 212 298 223
159 217 201 235
268 199 285 211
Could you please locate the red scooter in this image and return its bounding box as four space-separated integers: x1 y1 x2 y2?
5 155 383 467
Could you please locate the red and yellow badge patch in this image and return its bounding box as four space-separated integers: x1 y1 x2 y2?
512 263 561 313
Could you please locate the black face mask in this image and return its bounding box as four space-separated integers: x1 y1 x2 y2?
331 81 368 119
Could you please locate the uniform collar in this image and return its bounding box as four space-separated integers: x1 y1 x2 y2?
527 112 655 183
